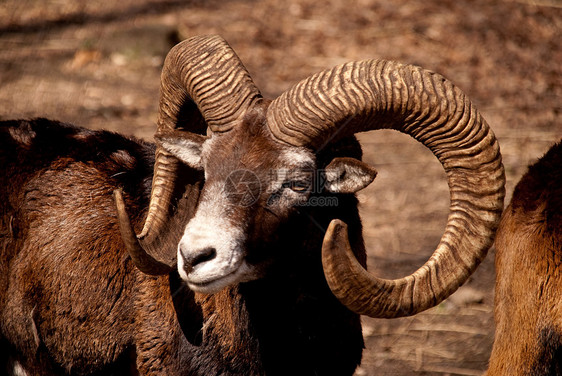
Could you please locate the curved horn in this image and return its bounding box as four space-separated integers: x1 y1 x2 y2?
114 189 171 274
115 35 262 274
267 60 505 317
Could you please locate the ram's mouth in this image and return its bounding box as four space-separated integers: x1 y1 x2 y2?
185 261 254 294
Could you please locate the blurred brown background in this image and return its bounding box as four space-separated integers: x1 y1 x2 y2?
1 0 560 374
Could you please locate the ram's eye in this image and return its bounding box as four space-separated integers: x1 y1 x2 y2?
285 180 310 192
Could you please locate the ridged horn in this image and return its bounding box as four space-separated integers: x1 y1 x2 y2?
267 60 505 317
115 35 262 274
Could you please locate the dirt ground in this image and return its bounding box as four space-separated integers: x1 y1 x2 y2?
1 0 561 374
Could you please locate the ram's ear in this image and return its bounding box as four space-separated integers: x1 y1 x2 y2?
155 129 207 170
324 157 377 194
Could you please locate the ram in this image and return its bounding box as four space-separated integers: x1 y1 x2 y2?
486 141 562 375
0 35 505 375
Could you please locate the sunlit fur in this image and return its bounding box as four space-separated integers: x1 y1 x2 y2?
487 142 562 376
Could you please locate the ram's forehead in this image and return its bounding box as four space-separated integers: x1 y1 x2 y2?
278 147 315 168
201 129 315 168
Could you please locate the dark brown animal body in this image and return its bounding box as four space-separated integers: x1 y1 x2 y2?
0 119 150 374
1 34 505 375
487 141 562 376
0 118 365 375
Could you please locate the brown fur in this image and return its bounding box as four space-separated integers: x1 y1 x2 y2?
487 141 562 376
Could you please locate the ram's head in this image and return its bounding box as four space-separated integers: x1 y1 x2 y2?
115 35 505 318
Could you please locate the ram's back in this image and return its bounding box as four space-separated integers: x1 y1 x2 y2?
0 119 155 374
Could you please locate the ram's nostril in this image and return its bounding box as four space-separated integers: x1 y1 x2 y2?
184 247 217 271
